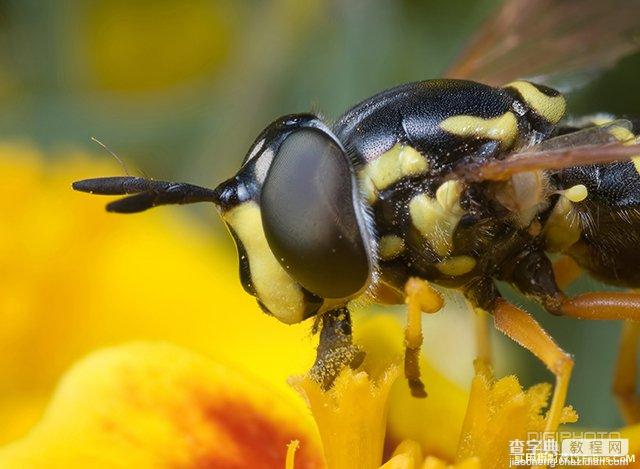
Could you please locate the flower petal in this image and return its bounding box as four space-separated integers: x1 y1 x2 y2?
0 148 317 443
456 369 577 467
292 365 400 469
354 315 469 462
0 342 324 469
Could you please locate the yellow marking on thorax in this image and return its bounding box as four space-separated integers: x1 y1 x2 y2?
439 112 519 149
223 202 305 324
359 144 429 203
409 180 465 256
608 124 640 174
504 80 566 124
379 235 405 260
436 255 476 276
544 186 587 253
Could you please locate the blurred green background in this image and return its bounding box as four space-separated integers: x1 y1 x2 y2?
2 0 640 428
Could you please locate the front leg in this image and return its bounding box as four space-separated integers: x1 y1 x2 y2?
404 278 444 397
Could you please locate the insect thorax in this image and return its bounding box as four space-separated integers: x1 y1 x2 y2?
333 79 567 305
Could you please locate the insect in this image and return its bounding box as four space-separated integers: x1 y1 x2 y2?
73 0 640 434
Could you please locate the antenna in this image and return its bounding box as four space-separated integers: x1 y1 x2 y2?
90 137 131 176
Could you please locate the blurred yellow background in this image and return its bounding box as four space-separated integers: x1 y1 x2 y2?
1 0 640 443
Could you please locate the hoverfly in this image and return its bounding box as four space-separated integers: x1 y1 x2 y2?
73 0 640 434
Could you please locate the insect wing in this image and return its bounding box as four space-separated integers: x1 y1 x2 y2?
445 0 640 88
463 120 640 181
536 120 635 150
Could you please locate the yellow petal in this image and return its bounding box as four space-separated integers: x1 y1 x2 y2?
422 456 480 469
0 342 324 469
391 439 423 468
292 365 400 469
456 371 578 467
355 314 468 461
380 453 414 469
0 147 316 442
291 313 468 469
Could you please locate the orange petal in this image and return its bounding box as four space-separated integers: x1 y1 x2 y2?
0 342 324 469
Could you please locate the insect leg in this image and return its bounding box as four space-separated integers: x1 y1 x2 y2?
404 278 444 398
558 292 640 424
494 300 574 433
464 277 502 372
309 308 364 390
469 303 492 372
552 255 582 290
613 321 640 424
560 292 640 320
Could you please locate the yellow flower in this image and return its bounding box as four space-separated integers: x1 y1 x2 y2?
0 143 316 443
0 342 325 468
0 147 629 468
0 319 576 468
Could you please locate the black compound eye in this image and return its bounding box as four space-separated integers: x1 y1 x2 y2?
261 128 372 299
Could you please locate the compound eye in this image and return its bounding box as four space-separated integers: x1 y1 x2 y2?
261 128 372 299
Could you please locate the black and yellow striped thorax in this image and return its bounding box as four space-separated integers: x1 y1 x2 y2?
333 79 567 305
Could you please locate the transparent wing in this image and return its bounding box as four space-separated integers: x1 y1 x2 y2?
536 120 634 150
458 120 640 181
445 0 640 88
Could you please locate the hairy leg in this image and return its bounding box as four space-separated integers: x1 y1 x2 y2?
493 299 574 433
559 292 640 423
613 321 640 423
552 255 582 290
404 278 443 397
466 300 493 373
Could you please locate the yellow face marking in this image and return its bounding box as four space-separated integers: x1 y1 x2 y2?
608 124 640 175
359 144 429 200
543 196 582 253
409 180 465 256
436 255 476 276
379 235 405 260
223 201 305 324
504 81 566 124
439 112 519 149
